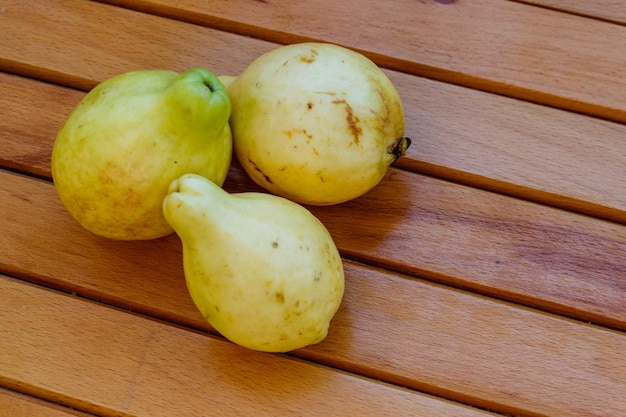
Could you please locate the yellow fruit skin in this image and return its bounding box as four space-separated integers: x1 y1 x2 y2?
51 69 232 240
163 174 345 352
228 42 407 206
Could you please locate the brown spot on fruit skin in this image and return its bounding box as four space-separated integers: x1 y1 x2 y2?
332 99 362 144
300 48 318 63
275 291 285 303
283 128 313 143
246 157 273 184
315 91 337 97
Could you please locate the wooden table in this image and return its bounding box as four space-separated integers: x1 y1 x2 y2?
1 1 625 416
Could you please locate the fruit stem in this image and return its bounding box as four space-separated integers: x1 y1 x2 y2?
390 136 412 161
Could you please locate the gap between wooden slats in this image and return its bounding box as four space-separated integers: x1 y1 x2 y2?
0 276 502 417
0 388 95 417
514 0 626 25
88 0 626 124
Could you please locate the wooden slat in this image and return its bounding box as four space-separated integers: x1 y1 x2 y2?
520 0 626 24
0 388 94 417
1 171 625 416
0 0 277 91
397 74 626 224
93 0 626 123
311 169 626 329
0 171 194 323
0 275 497 417
3 2 626 224
0 74 81 178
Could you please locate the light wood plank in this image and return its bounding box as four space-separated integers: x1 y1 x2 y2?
93 0 626 123
317 266 626 417
397 73 626 224
1 171 626 414
0 74 81 177
0 0 277 91
521 0 626 24
0 388 94 417
0 275 497 417
310 167 626 329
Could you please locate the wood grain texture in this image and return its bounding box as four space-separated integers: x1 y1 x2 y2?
397 75 626 224
309 171 626 329
0 74 81 178
2 67 625 323
1 171 625 416
94 0 626 123
0 388 94 417
2 1 626 416
0 0 277 91
520 0 626 24
3 0 626 223
0 276 497 417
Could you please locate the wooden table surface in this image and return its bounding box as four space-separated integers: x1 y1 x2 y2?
1 1 625 416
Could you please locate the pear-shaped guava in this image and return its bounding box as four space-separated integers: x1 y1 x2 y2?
51 68 232 240
163 173 345 352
